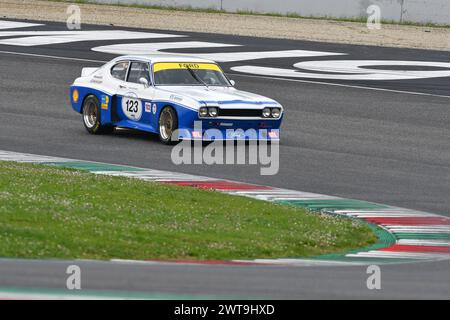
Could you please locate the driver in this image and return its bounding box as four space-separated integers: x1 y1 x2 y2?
202 70 218 85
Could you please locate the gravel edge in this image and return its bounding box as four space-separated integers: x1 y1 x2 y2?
1 0 450 51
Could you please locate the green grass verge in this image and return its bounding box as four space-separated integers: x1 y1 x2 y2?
50 0 450 29
0 161 376 260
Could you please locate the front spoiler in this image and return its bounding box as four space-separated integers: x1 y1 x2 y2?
177 128 280 141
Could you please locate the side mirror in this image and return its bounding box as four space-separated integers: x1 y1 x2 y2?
139 77 149 88
229 80 236 86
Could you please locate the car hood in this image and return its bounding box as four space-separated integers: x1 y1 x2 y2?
157 86 280 109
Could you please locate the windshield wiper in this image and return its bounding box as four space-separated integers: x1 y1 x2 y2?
186 67 209 88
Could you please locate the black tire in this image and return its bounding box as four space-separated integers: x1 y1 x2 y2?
158 106 178 145
82 95 114 134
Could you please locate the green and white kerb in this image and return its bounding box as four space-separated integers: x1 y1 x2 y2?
1 150 449 266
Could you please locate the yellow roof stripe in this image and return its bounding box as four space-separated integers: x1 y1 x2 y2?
153 62 222 73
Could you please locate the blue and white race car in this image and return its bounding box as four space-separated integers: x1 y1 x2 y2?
70 55 283 144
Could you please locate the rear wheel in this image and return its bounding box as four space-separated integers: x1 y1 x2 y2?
82 95 114 134
158 106 178 145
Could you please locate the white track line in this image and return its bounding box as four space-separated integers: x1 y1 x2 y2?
0 292 114 300
239 259 365 266
334 209 435 215
0 50 449 99
0 50 106 63
386 225 450 230
94 171 214 181
0 153 69 163
0 21 43 30
397 239 450 246
390 229 450 234
346 251 450 259
229 73 450 99
344 214 438 218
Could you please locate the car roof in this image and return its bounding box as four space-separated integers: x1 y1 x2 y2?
111 54 217 64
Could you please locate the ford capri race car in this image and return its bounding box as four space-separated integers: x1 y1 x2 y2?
70 55 283 144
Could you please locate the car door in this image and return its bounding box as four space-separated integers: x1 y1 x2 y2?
115 61 156 130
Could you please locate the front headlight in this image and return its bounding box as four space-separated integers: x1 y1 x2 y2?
271 108 281 118
199 107 208 117
262 108 271 118
208 107 218 117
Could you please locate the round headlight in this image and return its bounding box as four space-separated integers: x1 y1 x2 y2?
199 107 208 117
208 107 218 117
271 108 281 118
262 108 271 118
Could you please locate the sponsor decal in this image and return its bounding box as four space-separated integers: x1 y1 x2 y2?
268 131 279 139
153 62 222 73
152 104 157 114
170 94 183 102
101 95 109 110
192 131 202 139
145 102 151 113
72 89 79 103
227 130 245 139
90 75 103 84
121 96 142 121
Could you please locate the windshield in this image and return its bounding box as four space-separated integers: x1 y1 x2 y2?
153 62 231 86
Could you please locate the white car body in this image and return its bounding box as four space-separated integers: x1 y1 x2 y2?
70 54 284 142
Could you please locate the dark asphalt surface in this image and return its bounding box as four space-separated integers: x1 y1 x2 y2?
0 258 449 299
0 19 449 299
1 51 449 215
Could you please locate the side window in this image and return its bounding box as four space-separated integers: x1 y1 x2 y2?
111 61 129 81
127 62 151 84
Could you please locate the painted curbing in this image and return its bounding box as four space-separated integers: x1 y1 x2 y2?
1 150 450 266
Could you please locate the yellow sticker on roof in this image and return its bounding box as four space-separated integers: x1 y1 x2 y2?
153 62 222 73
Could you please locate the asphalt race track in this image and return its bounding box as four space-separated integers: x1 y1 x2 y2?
0 19 449 299
1 258 450 299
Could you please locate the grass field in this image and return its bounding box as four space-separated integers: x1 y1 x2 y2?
0 162 376 260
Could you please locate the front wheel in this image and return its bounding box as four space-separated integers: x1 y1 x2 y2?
158 106 178 145
82 95 114 134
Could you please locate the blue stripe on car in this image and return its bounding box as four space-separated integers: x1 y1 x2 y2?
70 85 282 140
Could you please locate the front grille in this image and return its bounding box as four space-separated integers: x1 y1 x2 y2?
217 108 262 117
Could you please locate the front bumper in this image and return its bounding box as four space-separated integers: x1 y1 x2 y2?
177 118 282 141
